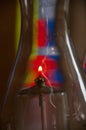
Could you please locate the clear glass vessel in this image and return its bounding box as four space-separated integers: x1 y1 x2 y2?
1 0 70 130
56 0 86 125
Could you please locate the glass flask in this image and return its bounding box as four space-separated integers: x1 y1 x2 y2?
1 0 70 130
56 0 86 125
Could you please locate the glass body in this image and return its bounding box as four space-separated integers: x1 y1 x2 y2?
1 0 70 130
56 0 86 125
2 0 86 129
13 91 69 130
12 0 69 130
22 0 64 89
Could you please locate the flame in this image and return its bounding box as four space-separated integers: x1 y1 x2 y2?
38 65 42 72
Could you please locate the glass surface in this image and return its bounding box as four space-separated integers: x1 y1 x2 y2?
11 1 69 130
22 0 64 89
13 91 69 130
56 0 86 125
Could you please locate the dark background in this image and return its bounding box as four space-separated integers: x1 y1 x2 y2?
0 0 17 110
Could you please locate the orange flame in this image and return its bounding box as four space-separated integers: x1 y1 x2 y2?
38 65 42 72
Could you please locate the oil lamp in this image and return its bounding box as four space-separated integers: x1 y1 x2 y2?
1 0 69 130
12 0 69 129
